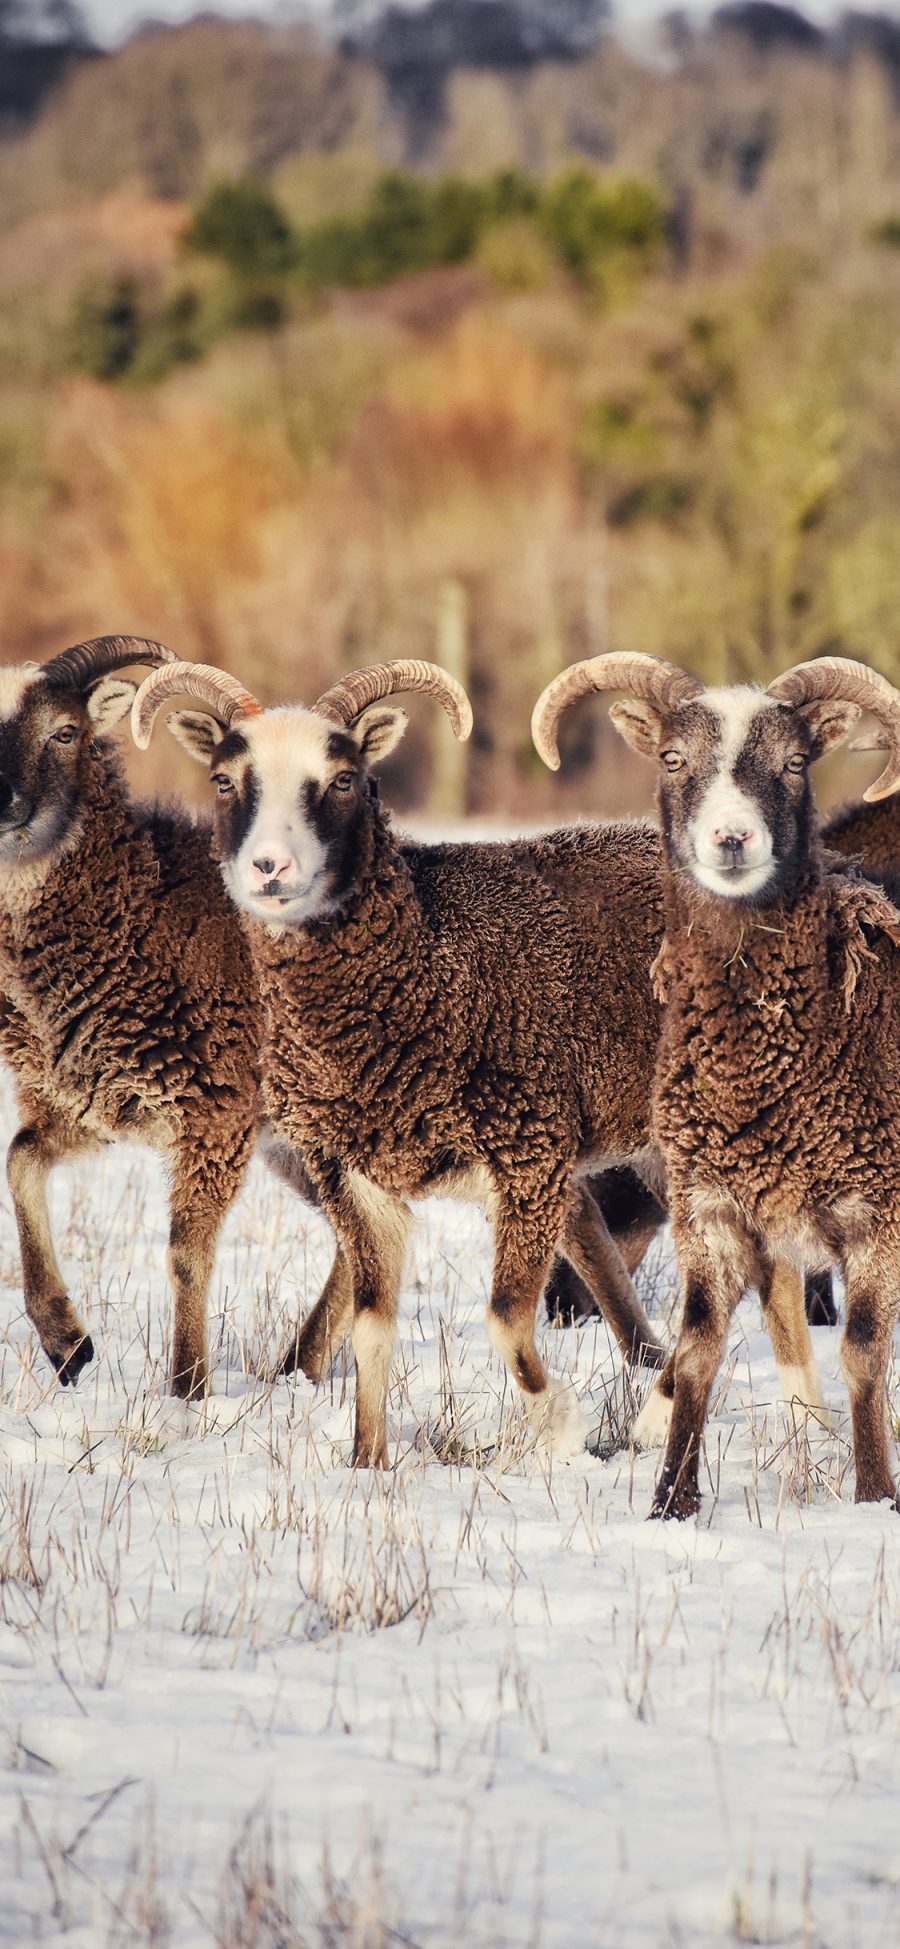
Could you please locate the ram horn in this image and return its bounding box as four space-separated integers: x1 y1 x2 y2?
131 662 262 751
767 656 900 802
43 634 179 692
314 660 473 742
531 652 702 772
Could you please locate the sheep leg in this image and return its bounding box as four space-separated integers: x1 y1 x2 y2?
561 1182 664 1367
546 1169 667 1325
805 1270 838 1326
841 1241 899 1507
487 1194 584 1456
277 1246 354 1380
651 1229 747 1520
254 1128 355 1381
166 1140 253 1399
759 1256 829 1425
319 1170 411 1469
7 1120 98 1387
637 1254 830 1453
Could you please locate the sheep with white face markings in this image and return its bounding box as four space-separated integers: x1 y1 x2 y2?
533 650 900 1518
130 655 832 1470
131 656 682 1464
0 636 329 1397
549 782 900 1341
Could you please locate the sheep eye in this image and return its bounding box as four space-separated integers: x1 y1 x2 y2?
785 754 807 775
331 771 355 794
212 774 234 797
661 750 687 774
50 725 77 746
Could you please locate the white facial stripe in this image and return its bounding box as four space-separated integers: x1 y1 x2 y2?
0 665 42 722
224 707 346 928
698 687 770 770
688 690 775 896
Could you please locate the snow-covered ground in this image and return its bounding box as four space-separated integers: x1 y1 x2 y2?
1 1088 899 1949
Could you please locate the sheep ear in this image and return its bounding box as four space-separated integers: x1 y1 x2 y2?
166 709 226 764
86 676 137 733
352 705 409 764
609 698 666 758
796 697 862 759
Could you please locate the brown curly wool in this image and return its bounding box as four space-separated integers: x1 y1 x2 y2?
0 731 318 1396
247 807 667 1463
533 653 900 1512
643 862 900 1514
552 792 900 1332
823 792 900 893
654 870 900 1230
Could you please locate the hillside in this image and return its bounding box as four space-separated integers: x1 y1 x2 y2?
1 5 900 814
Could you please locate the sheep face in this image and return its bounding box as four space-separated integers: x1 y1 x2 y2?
609 684 859 905
168 702 407 928
0 666 136 870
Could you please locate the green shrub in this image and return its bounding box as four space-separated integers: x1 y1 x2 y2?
541 168 666 285
183 180 295 278
66 277 210 384
65 274 142 380
475 215 558 292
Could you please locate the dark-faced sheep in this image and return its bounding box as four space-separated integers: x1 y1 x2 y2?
0 636 324 1398
131 655 833 1468
548 792 900 1334
533 650 900 1517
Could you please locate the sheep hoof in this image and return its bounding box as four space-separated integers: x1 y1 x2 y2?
169 1366 209 1402
634 1336 666 1371
632 1380 674 1451
529 1379 585 1459
49 1334 95 1388
352 1435 390 1469
649 1478 700 1521
854 1476 900 1508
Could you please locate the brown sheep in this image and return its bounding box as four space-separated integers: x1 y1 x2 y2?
0 636 322 1398
131 655 830 1469
533 650 900 1517
547 792 900 1335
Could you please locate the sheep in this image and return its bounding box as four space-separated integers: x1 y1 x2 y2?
550 792 900 1335
532 649 900 1516
0 635 326 1399
130 654 828 1469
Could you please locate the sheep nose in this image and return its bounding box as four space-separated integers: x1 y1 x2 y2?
251 853 295 883
712 825 754 849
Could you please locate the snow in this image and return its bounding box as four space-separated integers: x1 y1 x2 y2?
1 1085 900 1947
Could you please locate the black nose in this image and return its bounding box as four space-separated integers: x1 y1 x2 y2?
721 836 745 865
253 856 275 877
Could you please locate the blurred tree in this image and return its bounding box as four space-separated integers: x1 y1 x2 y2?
183 181 296 280
65 276 142 382
542 169 666 284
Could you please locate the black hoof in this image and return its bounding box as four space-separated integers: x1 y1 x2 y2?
545 1257 597 1326
50 1335 95 1387
635 1338 666 1371
276 1338 301 1377
649 1481 700 1521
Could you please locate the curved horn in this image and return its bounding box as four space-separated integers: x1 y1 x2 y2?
131 662 262 751
767 656 900 802
314 660 473 742
531 652 702 771
42 635 179 691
